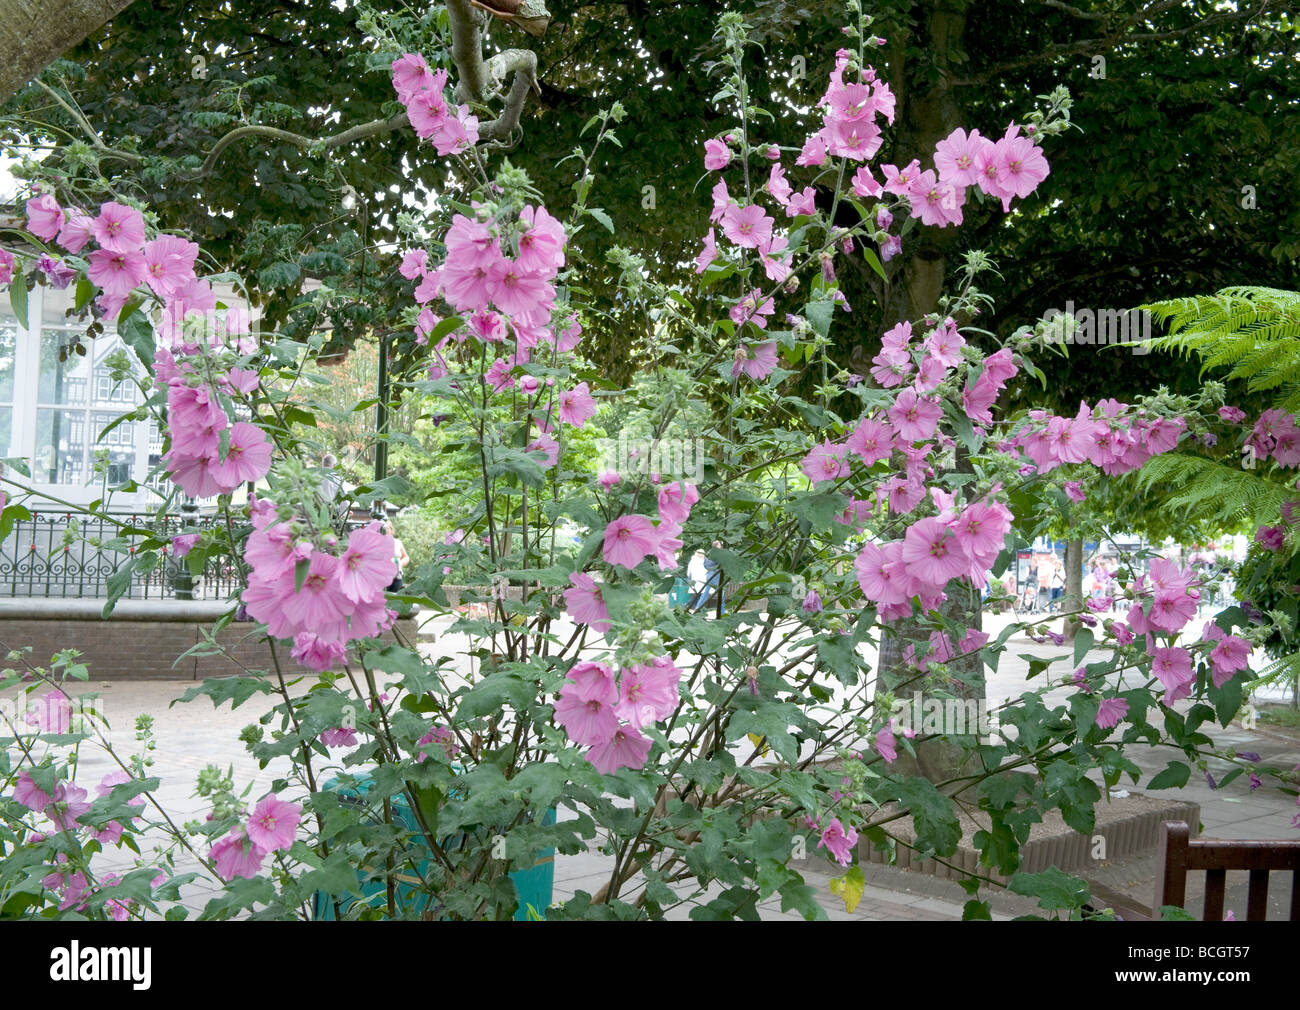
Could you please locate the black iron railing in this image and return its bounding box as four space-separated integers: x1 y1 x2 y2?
0 510 242 601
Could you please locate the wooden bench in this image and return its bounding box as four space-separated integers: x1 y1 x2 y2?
1087 820 1300 921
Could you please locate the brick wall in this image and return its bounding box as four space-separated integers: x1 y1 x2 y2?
0 616 418 680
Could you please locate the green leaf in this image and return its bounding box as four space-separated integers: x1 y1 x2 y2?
119 308 156 372
1147 760 1191 790
586 208 615 234
9 276 28 329
1008 867 1091 912
894 777 961 857
258 260 301 289
1072 629 1095 666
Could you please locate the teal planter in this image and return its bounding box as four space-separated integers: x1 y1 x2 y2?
313 776 555 920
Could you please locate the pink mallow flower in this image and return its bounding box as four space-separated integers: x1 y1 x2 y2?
558 382 597 428
587 723 653 775
210 830 267 881
245 793 301 852
817 818 858 868
602 515 659 570
1095 697 1129 730
564 571 611 633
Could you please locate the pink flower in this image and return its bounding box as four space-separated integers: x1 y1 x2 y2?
564 571 611 633
1202 622 1252 687
558 382 597 428
602 515 659 569
1111 621 1134 645
796 132 828 167
934 127 991 187
1218 405 1246 423
851 165 882 198
26 194 65 242
704 138 731 171
801 441 850 484
786 186 817 217
817 818 858 868
142 234 199 298
417 726 459 762
889 389 942 442
210 830 267 881
246 794 301 852
391 53 437 102
730 288 775 330
0 248 15 286
336 523 397 604
1095 697 1129 730
598 470 621 490
695 228 718 274
657 482 699 525
210 422 273 490
720 203 774 250
91 201 146 253
12 770 53 811
45 782 91 831
959 628 990 654
321 726 358 748
732 341 778 381
555 662 620 745
847 417 894 466
616 656 681 727
56 211 95 253
767 164 793 205
528 431 559 467
875 725 897 763
1255 525 1284 552
992 130 1049 210
1151 646 1195 704
25 689 72 734
901 516 967 588
400 249 428 280
87 248 147 301
587 724 653 775
172 533 200 557
290 632 347 671
1064 481 1086 503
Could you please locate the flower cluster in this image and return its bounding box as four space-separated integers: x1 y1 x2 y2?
209 793 302 881
1245 409 1300 467
1013 398 1185 477
855 495 1014 621
553 656 682 774
240 498 398 670
155 339 271 499
392 54 480 156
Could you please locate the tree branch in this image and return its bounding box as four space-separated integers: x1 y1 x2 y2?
187 111 410 179
447 0 544 145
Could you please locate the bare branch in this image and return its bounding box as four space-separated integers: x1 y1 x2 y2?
188 112 410 179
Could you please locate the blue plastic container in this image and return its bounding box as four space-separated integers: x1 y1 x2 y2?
313 775 555 921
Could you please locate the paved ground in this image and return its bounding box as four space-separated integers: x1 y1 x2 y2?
4 606 1297 920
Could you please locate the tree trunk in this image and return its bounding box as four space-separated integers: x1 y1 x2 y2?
0 0 138 105
1063 537 1084 640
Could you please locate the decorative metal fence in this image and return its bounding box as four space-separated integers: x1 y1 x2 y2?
0 511 242 601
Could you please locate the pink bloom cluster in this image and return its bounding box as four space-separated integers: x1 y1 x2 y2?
1014 399 1185 476
594 480 698 576
240 499 398 670
12 768 144 848
392 54 479 156
553 656 682 774
156 342 271 498
209 793 301 881
855 495 1014 621
1246 410 1300 468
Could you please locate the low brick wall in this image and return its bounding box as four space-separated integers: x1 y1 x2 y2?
0 600 417 680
